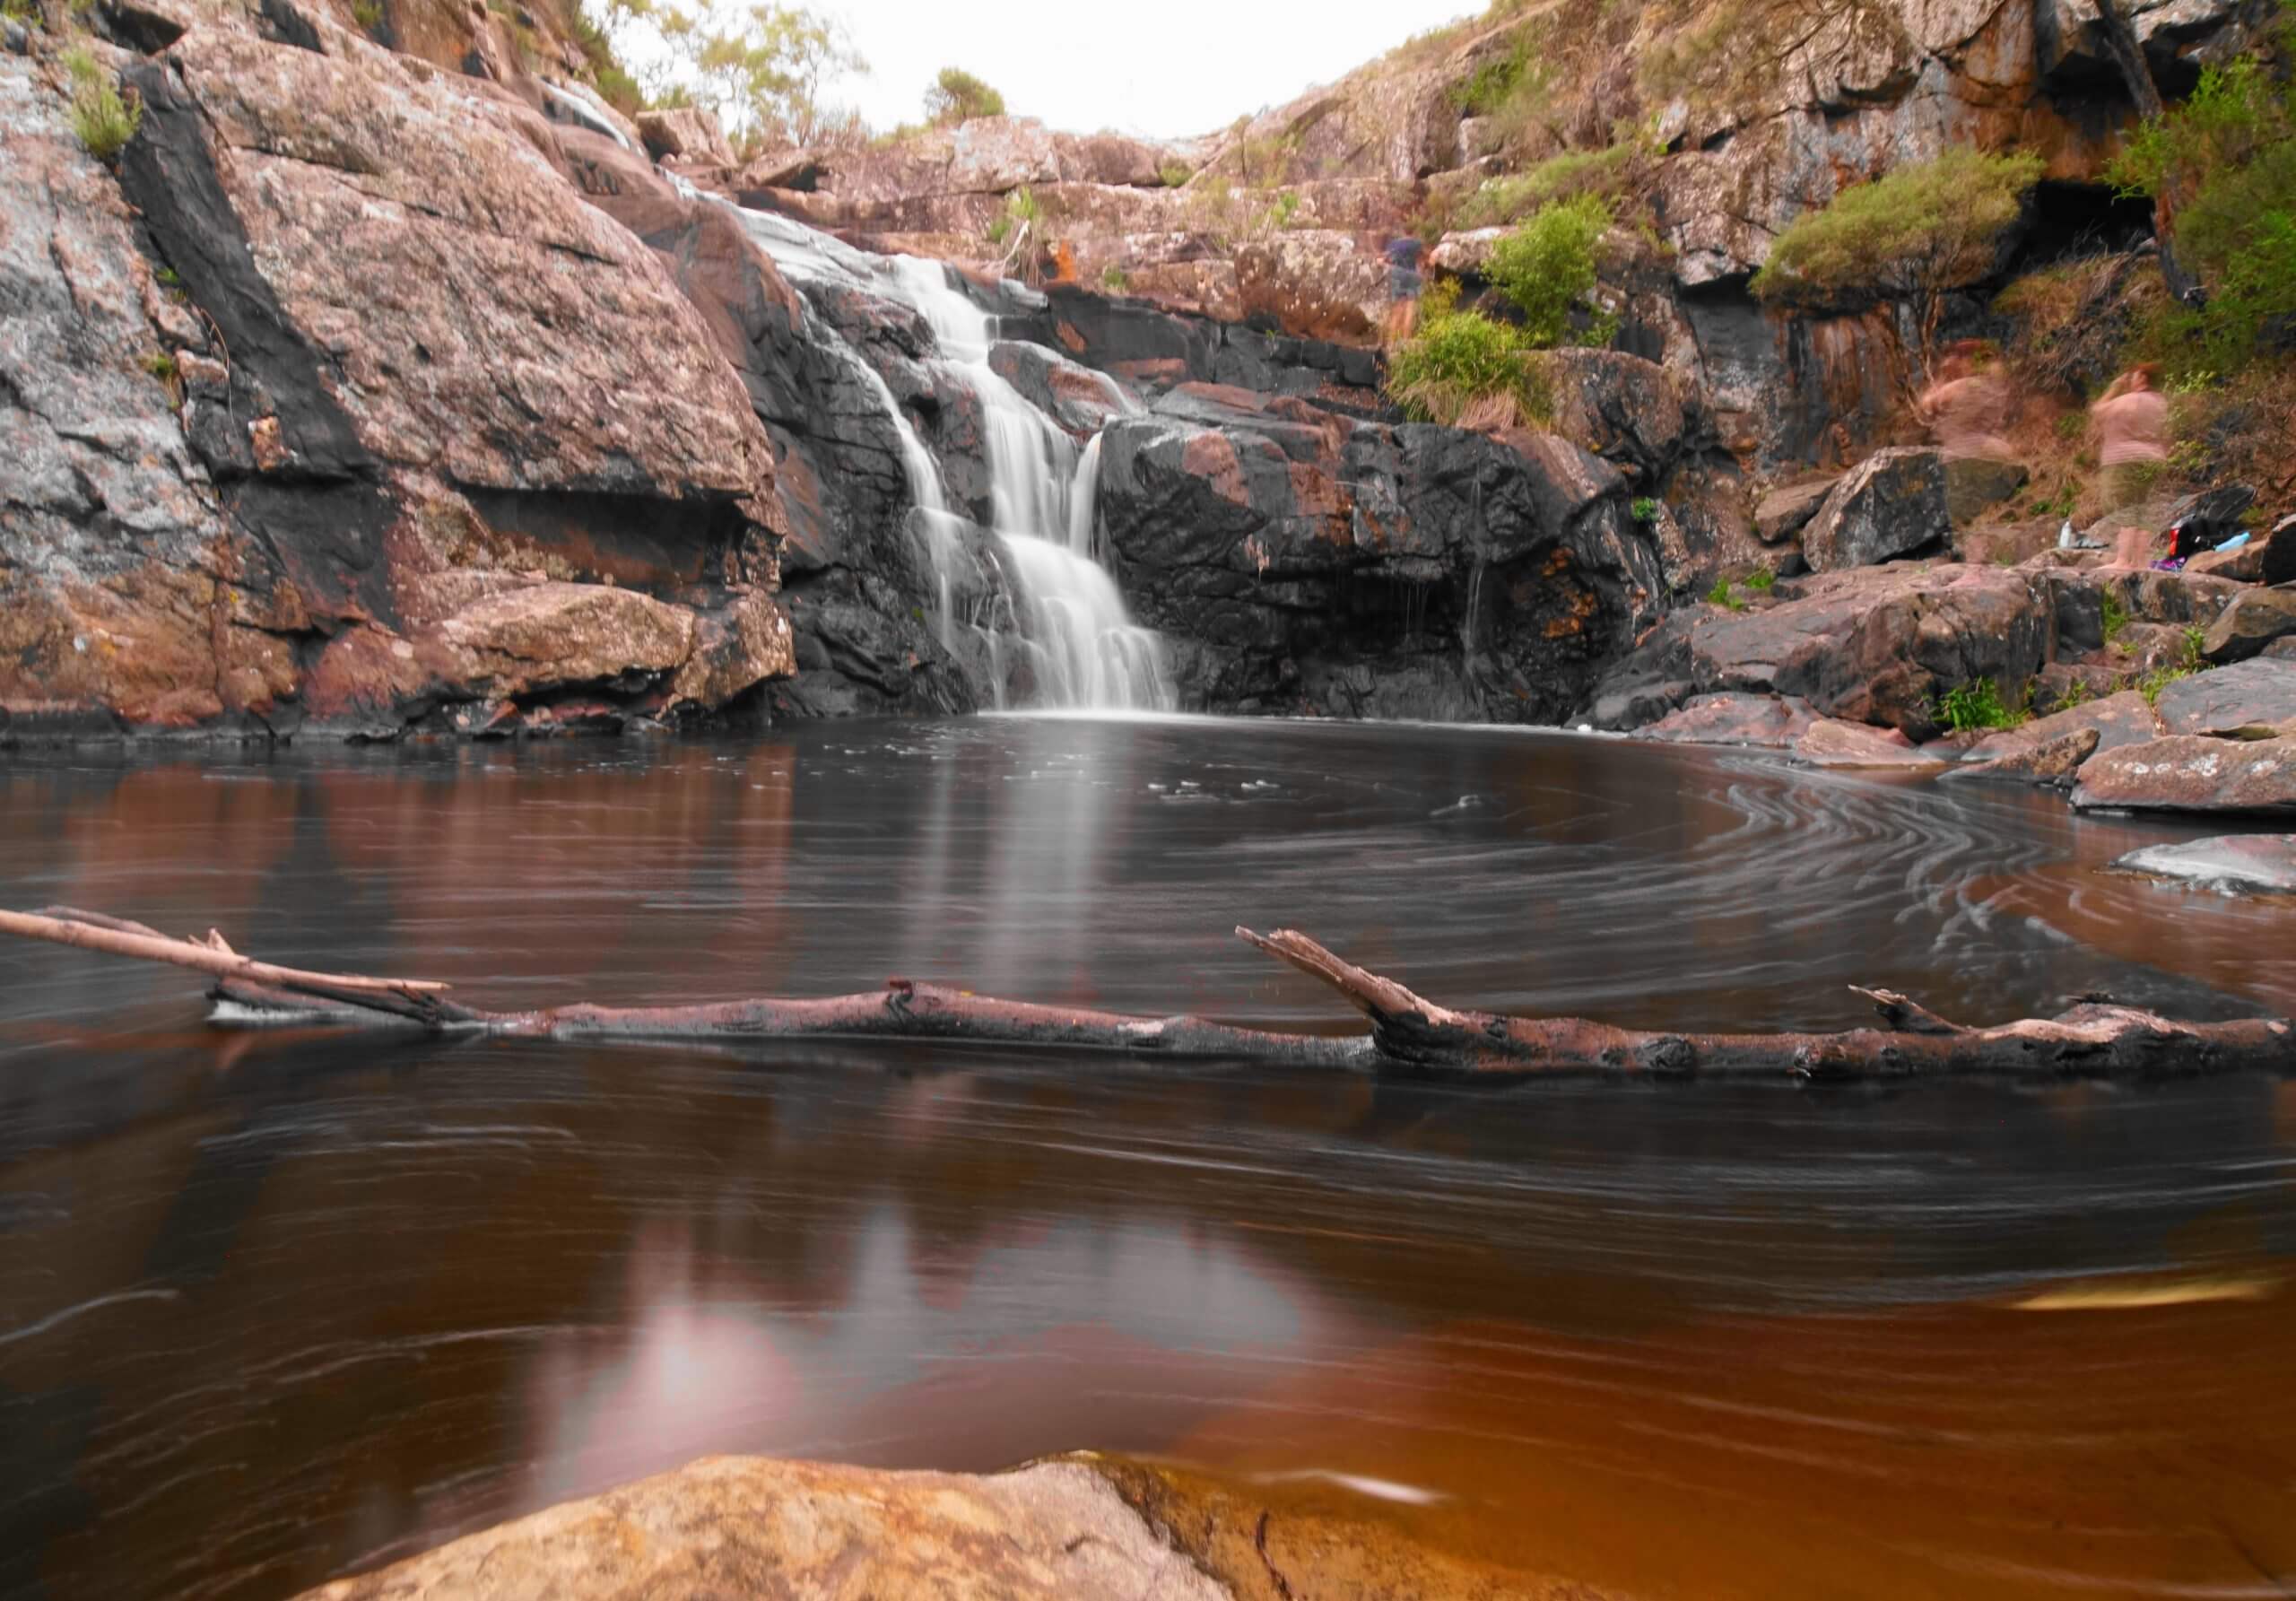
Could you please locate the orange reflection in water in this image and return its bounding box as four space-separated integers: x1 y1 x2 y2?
1167 1294 2296 1598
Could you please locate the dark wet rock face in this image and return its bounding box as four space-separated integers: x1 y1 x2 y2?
1095 385 1665 720
552 129 978 718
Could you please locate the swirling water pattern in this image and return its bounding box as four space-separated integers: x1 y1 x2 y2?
1 718 2291 1599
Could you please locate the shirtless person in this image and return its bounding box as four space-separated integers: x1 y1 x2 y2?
2089 365 2170 567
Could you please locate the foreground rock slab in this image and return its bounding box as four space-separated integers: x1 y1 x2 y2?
2112 836 2296 896
301 1457 1226 1601
298 1452 1610 1600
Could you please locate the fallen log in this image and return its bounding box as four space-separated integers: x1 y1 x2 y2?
3 907 2290 1081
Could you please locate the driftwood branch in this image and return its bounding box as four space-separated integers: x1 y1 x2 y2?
4 909 2290 1083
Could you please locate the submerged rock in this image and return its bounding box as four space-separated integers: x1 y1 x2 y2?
2111 835 2296 895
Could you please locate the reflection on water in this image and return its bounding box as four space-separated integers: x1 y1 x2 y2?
1 720 2292 1599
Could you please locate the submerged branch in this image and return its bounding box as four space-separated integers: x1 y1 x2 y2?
4 909 2290 1083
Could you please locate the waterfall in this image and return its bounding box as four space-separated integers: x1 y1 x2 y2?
883 257 1168 711
733 201 1170 712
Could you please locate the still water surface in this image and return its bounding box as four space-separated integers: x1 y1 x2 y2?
2 718 2292 1598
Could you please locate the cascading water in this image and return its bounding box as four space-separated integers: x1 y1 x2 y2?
733 204 1170 712
884 257 1169 711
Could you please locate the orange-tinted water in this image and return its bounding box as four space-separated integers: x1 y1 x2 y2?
2 721 2291 1597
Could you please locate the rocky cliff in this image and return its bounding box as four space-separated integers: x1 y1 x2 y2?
0 0 2276 742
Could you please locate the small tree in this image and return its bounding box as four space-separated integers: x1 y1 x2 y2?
584 0 865 144
924 66 1004 125
1752 148 2046 373
1484 192 1614 347
2108 51 2296 375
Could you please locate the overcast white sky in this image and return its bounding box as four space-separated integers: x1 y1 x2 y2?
824 0 1482 140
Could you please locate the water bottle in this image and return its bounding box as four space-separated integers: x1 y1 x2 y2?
2057 518 2074 550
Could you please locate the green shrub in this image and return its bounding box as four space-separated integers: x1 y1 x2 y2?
1706 577 1744 611
63 48 141 161
1938 677 2027 732
1450 32 1533 115
1158 159 1192 187
1383 281 1551 428
985 185 1040 248
2052 678 2094 712
1744 565 1776 592
1457 144 1634 229
2178 623 2208 673
2099 585 2131 647
1485 192 1615 348
352 0 383 30
2136 660 2205 705
1630 496 1659 524
2110 53 2296 378
141 350 177 382
1752 149 2046 369
1100 264 1128 291
924 65 1004 125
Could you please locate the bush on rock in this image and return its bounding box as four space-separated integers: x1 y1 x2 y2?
1751 149 2044 370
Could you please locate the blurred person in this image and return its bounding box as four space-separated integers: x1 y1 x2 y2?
1916 342 2014 460
1383 234 1423 344
2089 364 2170 566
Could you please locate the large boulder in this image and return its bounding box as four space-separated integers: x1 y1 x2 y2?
298 1451 1605 1601
2155 659 2296 736
1800 449 1950 572
636 106 736 168
1944 456 2029 527
1585 562 2050 738
2070 735 2296 815
1754 477 1839 544
2201 586 2296 664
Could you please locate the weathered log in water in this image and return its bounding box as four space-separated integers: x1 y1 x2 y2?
4 907 2290 1082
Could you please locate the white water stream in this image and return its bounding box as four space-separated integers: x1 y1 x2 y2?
733 208 1170 711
